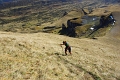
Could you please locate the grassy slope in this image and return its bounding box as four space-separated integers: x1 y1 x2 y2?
0 31 120 80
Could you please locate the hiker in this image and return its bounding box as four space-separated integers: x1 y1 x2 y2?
60 41 72 55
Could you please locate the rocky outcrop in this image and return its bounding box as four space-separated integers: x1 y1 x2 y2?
60 18 82 37
60 13 116 38
63 11 68 16
91 13 115 31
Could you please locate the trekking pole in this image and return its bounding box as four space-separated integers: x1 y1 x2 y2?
62 46 64 53
60 44 64 54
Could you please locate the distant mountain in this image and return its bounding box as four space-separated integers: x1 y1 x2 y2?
104 0 120 4
0 0 119 6
0 0 11 2
0 0 13 3
0 0 80 9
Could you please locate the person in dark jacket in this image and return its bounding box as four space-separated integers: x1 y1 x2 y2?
60 41 72 55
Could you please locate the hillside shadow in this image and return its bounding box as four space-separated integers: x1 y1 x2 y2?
54 52 68 56
56 55 102 80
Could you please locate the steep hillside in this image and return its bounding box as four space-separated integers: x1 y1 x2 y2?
0 31 120 80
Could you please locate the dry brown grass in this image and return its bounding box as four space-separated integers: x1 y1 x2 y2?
51 10 84 27
0 31 120 80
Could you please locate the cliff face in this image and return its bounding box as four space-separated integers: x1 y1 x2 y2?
60 18 82 37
